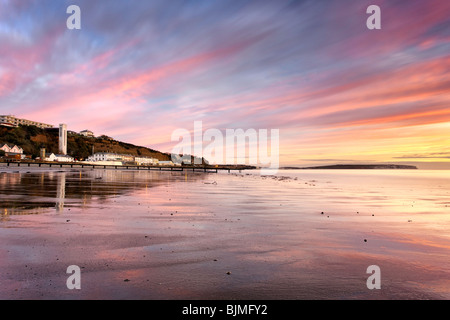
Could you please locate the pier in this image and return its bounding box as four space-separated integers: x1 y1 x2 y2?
1 161 255 173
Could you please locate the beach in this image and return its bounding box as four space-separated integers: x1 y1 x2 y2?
0 165 449 300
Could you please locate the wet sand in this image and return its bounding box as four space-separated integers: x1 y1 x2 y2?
1 166 449 299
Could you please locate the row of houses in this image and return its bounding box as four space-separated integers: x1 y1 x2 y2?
42 152 174 166
85 152 177 166
1 144 73 162
1 144 24 155
0 143 29 160
1 144 177 166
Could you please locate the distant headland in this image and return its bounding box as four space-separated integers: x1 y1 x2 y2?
281 164 418 170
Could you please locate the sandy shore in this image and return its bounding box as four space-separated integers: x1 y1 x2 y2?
1 167 449 299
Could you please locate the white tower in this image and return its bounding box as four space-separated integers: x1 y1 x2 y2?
59 124 67 155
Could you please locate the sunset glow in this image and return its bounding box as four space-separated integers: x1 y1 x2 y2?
1 0 449 168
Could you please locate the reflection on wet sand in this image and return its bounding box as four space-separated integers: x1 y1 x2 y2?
56 173 65 212
0 169 207 216
0 168 449 300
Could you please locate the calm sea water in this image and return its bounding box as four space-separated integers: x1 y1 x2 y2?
0 168 449 299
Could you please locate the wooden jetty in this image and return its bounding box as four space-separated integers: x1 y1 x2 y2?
2 161 256 173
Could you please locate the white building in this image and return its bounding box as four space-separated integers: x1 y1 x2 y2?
88 152 120 162
45 153 74 162
87 152 134 163
82 160 123 166
1 144 23 155
159 160 178 166
80 129 94 137
0 115 54 129
135 156 159 165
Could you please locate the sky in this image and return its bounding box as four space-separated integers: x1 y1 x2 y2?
0 0 449 168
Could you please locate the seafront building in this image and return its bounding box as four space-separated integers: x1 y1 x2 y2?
86 152 161 166
159 160 179 166
135 156 159 165
1 144 24 155
0 115 54 129
87 152 134 163
45 153 74 162
0 143 27 160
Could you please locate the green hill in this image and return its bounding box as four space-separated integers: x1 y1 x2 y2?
0 125 199 162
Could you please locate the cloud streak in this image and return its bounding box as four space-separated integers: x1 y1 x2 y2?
0 0 449 166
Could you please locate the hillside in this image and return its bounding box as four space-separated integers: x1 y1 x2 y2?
0 125 198 162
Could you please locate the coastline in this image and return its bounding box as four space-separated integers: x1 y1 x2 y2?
280 164 418 170
0 161 256 173
1 168 450 299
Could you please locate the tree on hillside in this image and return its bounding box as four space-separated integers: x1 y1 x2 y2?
20 125 43 138
98 135 113 141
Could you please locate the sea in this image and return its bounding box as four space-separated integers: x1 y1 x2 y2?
0 166 449 300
